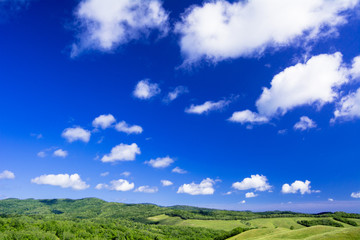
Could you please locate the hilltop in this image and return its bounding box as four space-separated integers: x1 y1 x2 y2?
0 198 359 239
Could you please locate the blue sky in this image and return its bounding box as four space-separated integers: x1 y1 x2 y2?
1 0 360 213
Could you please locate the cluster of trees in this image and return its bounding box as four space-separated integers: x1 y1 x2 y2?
297 219 344 228
0 215 235 240
1 198 360 239
333 217 358 226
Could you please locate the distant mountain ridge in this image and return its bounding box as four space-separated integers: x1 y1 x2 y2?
1 198 359 221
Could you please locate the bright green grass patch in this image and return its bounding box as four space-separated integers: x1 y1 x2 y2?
228 228 288 239
247 217 314 229
148 214 248 231
147 214 169 222
231 225 360 240
306 227 360 240
177 219 248 231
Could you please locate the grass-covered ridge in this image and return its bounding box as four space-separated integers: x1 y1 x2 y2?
0 198 359 239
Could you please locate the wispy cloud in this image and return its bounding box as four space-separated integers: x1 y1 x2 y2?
185 99 230 114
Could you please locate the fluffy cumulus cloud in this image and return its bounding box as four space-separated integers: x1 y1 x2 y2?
92 114 116 129
228 110 269 124
135 185 158 193
185 100 230 114
350 56 360 80
172 167 187 174
101 143 140 162
96 179 134 191
133 79 161 100
53 149 68 158
0 170 15 180
145 156 174 168
281 180 313 194
161 180 173 186
245 192 258 198
175 0 359 63
72 0 168 55
115 121 143 134
230 53 360 125
256 53 348 117
31 174 89 190
293 116 317 131
163 86 189 102
232 174 271 192
62 127 91 143
177 178 215 195
333 88 360 121
351 192 360 198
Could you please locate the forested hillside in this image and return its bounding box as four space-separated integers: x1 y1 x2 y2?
0 198 359 239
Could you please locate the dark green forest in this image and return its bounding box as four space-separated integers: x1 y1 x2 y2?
0 198 359 239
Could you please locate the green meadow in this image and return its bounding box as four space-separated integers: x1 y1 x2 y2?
0 198 359 239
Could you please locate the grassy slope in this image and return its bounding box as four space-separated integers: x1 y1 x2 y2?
148 214 249 231
229 221 360 240
147 215 360 239
1 198 360 239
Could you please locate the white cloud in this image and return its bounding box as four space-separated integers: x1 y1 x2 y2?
121 171 131 177
31 133 43 139
37 151 46 158
294 116 317 131
92 114 116 129
100 172 109 177
240 200 246 204
351 192 360 198
0 170 15 180
350 56 360 80
245 192 258 198
172 167 187 174
177 178 215 195
281 180 312 194
257 53 348 117
133 79 161 100
163 86 189 102
228 110 269 124
72 0 168 55
53 149 68 158
278 129 288 135
135 185 158 193
95 179 134 191
62 127 91 143
161 180 173 186
175 0 359 63
185 100 230 114
328 198 334 202
101 143 140 162
115 121 143 134
333 88 360 121
232 174 271 192
31 174 89 190
145 156 174 168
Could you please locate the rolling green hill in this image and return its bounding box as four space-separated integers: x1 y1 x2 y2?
0 198 359 239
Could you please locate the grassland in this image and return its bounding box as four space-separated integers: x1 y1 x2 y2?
147 214 360 239
0 198 359 239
